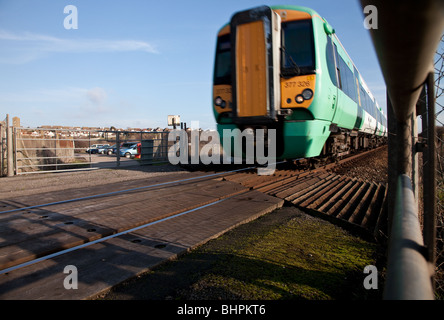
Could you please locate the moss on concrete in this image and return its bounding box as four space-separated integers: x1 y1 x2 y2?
99 206 383 300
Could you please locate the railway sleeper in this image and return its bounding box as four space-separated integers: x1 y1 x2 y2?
275 175 324 199
316 178 356 213
285 174 335 202
305 176 348 210
361 184 386 230
348 183 377 225
242 174 284 189
325 179 362 217
295 179 387 235
293 175 342 207
337 182 371 221
260 175 301 194
258 177 300 194
267 172 322 196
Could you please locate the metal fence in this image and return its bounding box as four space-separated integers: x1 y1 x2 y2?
0 116 7 177
0 124 225 176
10 128 170 175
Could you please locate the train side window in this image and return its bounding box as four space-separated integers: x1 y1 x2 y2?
334 44 358 102
360 86 368 113
326 36 338 87
338 56 350 97
354 67 360 105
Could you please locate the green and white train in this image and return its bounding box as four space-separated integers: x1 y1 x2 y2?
212 5 387 161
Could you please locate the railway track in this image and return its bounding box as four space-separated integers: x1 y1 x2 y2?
0 146 387 299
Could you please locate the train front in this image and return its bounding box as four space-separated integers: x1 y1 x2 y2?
212 5 331 160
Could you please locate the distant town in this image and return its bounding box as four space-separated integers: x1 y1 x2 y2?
12 126 172 140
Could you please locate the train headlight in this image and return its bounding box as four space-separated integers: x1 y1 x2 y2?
214 96 223 106
295 95 304 104
302 89 313 100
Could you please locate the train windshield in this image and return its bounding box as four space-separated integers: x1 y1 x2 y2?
214 34 231 85
281 19 315 77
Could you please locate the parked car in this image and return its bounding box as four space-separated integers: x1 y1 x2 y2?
119 143 139 158
97 144 111 154
86 144 105 154
111 142 140 155
103 144 116 155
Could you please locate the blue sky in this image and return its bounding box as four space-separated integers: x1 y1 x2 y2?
0 0 386 130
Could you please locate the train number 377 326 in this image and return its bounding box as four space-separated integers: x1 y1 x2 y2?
284 81 311 88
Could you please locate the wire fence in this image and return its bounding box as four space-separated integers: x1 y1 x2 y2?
434 34 444 296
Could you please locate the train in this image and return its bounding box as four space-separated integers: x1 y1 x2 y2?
212 5 387 164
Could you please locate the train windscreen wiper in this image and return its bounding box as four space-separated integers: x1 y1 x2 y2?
281 46 301 77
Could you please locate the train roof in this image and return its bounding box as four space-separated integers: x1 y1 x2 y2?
217 5 321 35
270 5 320 16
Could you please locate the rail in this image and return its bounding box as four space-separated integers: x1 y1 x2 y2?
384 174 434 299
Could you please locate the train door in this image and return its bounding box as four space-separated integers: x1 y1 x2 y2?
230 6 281 124
326 36 339 123
331 41 343 126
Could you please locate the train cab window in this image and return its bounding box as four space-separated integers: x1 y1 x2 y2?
281 19 315 77
326 36 338 86
214 34 231 85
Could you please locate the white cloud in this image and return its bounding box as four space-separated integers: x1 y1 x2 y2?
0 29 158 64
87 87 107 106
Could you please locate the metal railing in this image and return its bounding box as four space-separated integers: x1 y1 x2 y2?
12 128 170 175
359 0 443 299
384 174 434 299
0 116 6 177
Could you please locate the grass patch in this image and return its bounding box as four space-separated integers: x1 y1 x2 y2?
99 206 382 300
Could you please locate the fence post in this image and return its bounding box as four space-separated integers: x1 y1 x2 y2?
116 131 120 167
88 131 92 168
14 127 17 175
7 117 13 177
0 121 3 176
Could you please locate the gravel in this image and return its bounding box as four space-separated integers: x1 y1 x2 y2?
329 146 388 184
